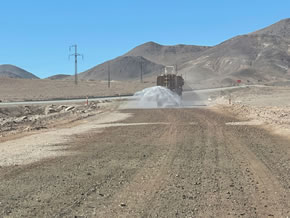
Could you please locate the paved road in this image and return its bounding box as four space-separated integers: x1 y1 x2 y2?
0 108 289 217
0 96 130 107
0 85 265 107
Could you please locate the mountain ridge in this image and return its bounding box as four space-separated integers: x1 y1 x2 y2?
0 64 39 79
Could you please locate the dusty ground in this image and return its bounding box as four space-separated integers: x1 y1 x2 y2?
0 100 115 138
0 85 290 217
0 78 154 102
215 86 290 139
0 106 289 217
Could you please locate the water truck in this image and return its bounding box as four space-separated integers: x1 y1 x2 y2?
157 66 184 96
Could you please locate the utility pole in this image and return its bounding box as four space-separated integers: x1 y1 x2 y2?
108 61 111 88
69 45 83 85
140 61 143 83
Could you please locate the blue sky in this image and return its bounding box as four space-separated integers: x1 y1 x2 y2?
0 0 289 78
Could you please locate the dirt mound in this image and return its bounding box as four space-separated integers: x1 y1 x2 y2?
0 102 104 137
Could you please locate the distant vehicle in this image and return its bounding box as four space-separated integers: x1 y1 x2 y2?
157 66 184 96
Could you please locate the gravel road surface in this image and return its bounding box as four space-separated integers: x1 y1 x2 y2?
0 108 289 217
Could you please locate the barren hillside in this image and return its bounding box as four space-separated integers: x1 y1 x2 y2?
124 41 210 66
179 18 290 87
0 64 39 79
251 18 290 37
76 18 290 89
79 56 164 81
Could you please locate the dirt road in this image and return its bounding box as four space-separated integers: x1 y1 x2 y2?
0 108 289 217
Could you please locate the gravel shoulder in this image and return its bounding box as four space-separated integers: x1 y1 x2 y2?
214 86 290 139
0 108 289 217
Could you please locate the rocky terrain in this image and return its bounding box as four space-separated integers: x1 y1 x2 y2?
214 86 290 139
0 100 115 139
0 107 289 217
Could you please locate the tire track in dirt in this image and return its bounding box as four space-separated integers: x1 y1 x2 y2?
185 109 252 217
222 114 289 217
223 126 290 217
0 108 289 217
93 110 179 217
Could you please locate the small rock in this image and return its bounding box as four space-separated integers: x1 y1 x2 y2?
15 116 28 122
119 203 126 207
57 105 67 110
65 106 75 111
45 107 57 115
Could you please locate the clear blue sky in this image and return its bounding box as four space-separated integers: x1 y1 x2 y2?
0 0 289 78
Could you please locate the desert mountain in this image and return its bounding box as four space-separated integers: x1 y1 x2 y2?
251 18 290 38
124 41 211 66
179 18 290 87
79 56 164 81
78 43 210 81
0 64 39 79
79 18 290 87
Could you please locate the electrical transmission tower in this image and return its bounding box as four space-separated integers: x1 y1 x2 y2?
69 45 83 85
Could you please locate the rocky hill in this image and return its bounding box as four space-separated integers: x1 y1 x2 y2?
124 42 211 66
251 18 290 38
179 18 290 87
0 64 39 79
79 56 164 81
77 43 210 81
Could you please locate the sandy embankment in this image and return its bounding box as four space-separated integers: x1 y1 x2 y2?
214 86 290 138
0 108 131 167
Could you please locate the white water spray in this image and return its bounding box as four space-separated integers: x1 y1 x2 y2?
131 86 182 108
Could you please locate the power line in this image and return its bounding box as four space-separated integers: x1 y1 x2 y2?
69 45 83 85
